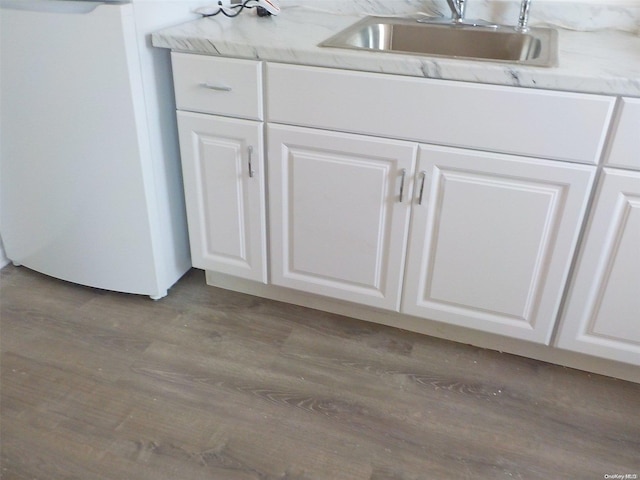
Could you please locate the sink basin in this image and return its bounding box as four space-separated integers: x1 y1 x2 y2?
319 17 558 67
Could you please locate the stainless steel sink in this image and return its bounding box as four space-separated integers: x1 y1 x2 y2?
319 17 558 67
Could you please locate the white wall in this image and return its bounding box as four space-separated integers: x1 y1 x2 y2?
286 0 639 31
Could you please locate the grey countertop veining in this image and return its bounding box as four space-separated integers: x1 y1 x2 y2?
151 5 640 97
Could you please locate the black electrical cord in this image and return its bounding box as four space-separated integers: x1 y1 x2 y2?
200 0 267 18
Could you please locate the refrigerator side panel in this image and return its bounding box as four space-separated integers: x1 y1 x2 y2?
0 3 161 295
128 1 207 289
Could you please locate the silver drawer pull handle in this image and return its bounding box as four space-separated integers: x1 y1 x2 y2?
418 171 427 205
199 82 232 92
248 145 255 178
399 168 407 203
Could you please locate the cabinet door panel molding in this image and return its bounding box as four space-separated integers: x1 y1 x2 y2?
177 111 267 283
268 125 417 311
557 168 640 365
402 145 596 343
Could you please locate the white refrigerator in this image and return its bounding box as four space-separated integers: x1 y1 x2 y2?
1 0 205 298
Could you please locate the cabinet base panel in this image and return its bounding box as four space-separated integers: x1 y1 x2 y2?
205 270 639 384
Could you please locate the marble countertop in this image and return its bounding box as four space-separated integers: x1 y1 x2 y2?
152 6 640 97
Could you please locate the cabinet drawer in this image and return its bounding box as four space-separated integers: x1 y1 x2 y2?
606 97 640 171
172 53 263 120
267 63 615 164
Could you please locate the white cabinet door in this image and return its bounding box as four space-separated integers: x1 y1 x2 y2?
177 111 267 282
556 169 640 365
268 125 417 310
402 145 596 343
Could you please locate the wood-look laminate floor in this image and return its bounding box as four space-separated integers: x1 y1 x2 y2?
1 265 639 480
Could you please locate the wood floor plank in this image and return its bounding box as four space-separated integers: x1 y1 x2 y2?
2 265 640 480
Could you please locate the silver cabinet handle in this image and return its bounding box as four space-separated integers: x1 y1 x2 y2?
418 171 427 205
248 145 255 178
199 82 232 92
399 168 407 203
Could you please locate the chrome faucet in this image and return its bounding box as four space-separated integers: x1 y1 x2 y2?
515 0 532 31
419 0 533 31
417 0 497 28
445 0 466 23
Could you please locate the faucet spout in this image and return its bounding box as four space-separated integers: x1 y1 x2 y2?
417 0 498 27
445 0 466 22
515 0 532 31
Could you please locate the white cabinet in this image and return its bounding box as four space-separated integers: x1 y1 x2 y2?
267 125 417 310
606 97 640 171
170 55 638 375
266 64 601 341
556 169 640 365
402 145 596 343
557 98 640 365
177 112 267 282
266 128 596 342
172 53 268 283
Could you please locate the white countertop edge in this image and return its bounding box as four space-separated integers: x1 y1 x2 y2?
151 10 640 97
